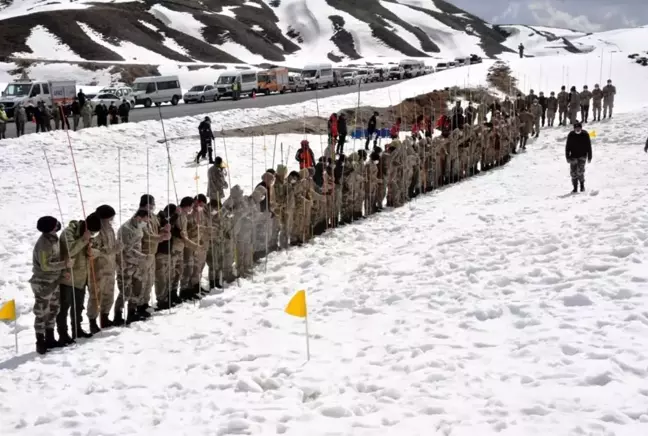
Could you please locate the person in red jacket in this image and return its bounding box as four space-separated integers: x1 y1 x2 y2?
295 139 315 169
435 113 452 138
328 113 338 149
390 117 401 139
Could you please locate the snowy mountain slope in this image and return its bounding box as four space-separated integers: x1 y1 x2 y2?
1 92 648 436
498 24 595 56
0 0 515 66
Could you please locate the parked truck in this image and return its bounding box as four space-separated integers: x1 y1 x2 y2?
258 67 290 94
0 78 76 118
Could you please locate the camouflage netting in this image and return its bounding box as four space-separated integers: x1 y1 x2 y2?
486 61 521 96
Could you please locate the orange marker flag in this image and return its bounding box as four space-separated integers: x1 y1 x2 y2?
285 290 310 360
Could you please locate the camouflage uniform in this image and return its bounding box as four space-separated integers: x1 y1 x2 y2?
274 168 294 248
602 84 616 118
223 186 254 276
530 103 542 136
292 171 313 241
546 96 558 127
364 159 380 213
181 212 200 290
569 92 581 125
135 212 164 307
207 165 228 204
518 111 533 148
557 90 569 125
591 87 603 121
114 218 146 316
87 219 118 321
191 207 210 289
580 88 592 122
30 233 66 334
206 206 235 286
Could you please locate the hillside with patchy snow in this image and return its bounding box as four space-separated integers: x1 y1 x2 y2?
0 0 514 66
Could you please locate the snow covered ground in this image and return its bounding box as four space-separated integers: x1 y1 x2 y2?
1 50 648 435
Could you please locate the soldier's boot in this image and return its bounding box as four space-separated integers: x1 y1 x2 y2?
179 288 192 301
571 179 578 193
126 305 141 325
580 181 585 192
195 152 201 164
35 333 47 355
72 324 93 339
100 313 114 329
111 310 125 327
155 300 172 311
137 305 152 319
89 317 101 334
171 289 182 306
45 329 64 350
57 328 75 346
191 284 203 300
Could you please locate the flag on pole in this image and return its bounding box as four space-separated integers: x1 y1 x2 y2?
285 290 307 318
589 130 597 138
285 290 310 361
0 299 16 321
0 299 19 354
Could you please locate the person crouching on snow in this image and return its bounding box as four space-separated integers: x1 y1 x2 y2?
565 121 592 193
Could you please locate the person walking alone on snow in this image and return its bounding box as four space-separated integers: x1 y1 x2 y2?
565 121 592 193
196 116 215 164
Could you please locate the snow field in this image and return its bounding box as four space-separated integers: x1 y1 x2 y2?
1 108 648 436
1 51 648 435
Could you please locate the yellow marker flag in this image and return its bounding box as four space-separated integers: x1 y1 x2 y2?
285 290 307 318
589 130 597 138
0 299 16 321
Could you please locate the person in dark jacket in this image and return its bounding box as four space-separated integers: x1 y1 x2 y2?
365 111 379 150
336 113 348 155
196 116 215 164
464 102 476 126
644 136 647 153
538 92 548 126
78 89 86 108
70 98 81 131
108 102 119 125
118 100 130 123
518 43 524 58
295 139 315 169
565 122 592 193
95 102 108 127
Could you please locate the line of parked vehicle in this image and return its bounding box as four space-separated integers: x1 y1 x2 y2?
0 55 483 118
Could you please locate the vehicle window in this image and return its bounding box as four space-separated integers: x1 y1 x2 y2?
241 74 256 82
358 70 368 75
301 70 317 78
205 85 213 91
42 83 50 94
189 85 204 92
257 73 269 82
321 69 332 76
216 75 235 84
146 83 156 93
116 89 122 97
30 85 40 97
4 84 32 96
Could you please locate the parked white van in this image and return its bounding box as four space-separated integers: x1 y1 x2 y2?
132 75 182 107
301 63 334 89
388 65 405 80
399 59 425 78
215 70 258 99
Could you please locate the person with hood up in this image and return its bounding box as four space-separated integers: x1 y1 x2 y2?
197 116 215 164
40 101 52 132
557 86 569 126
295 139 315 169
525 89 537 108
81 99 93 129
514 93 527 115
171 197 201 302
207 156 228 205
337 113 348 155
118 99 130 123
591 84 603 121
602 79 616 119
0 103 7 139
95 101 108 127
87 204 121 333
30 216 75 354
450 101 464 130
108 102 119 125
546 92 558 127
518 109 534 150
565 121 592 193
78 89 86 108
180 195 207 301
365 111 379 150
328 113 338 154
501 96 513 117
14 103 26 137
580 85 592 123
58 212 101 343
465 101 476 126
568 86 581 125
52 102 62 130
